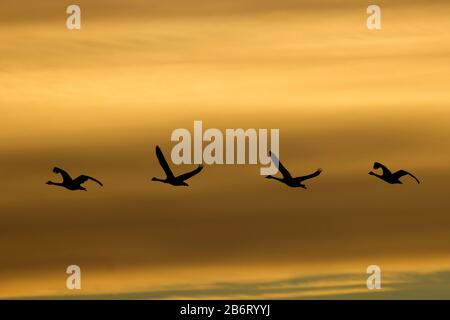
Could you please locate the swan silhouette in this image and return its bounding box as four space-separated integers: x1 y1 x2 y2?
152 145 203 186
46 167 103 191
369 162 420 184
266 151 322 188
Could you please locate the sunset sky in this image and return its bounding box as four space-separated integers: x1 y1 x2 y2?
1 0 450 299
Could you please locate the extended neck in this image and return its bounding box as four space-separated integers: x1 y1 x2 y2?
369 172 383 179
47 181 64 186
267 176 284 182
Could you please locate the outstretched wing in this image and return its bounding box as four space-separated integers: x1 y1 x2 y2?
53 167 73 183
373 162 392 176
297 168 322 182
176 165 203 182
269 151 292 179
73 175 103 186
393 170 420 184
155 146 175 178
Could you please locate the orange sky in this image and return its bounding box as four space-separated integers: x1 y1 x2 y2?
1 0 450 298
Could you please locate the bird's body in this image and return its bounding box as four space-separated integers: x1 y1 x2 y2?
152 146 203 186
265 152 322 188
46 167 103 191
369 162 420 184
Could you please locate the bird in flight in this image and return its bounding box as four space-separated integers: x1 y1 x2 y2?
369 162 420 184
46 167 103 191
152 145 203 186
265 151 322 188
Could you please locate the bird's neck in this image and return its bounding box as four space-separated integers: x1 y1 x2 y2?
271 176 285 182
47 181 64 186
369 172 383 179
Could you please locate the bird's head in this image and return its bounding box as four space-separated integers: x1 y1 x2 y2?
151 177 157 181
80 186 87 191
46 181 53 185
300 184 307 189
368 171 375 176
181 182 189 186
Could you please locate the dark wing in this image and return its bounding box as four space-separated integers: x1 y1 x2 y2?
297 168 323 182
269 151 292 179
155 146 175 178
392 170 420 184
176 165 203 182
72 175 103 186
373 162 392 176
53 167 73 183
